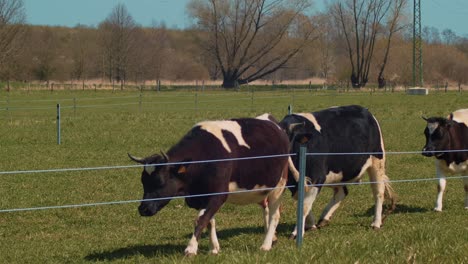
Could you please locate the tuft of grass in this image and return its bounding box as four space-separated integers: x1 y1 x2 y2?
0 89 467 263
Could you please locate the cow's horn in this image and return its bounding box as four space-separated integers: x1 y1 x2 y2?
128 153 146 164
288 122 304 132
421 116 428 121
160 151 169 161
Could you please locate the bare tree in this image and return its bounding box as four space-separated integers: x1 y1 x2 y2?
188 0 314 88
99 3 138 89
331 0 407 88
313 14 336 80
0 0 26 90
376 0 407 88
70 26 98 89
32 27 59 87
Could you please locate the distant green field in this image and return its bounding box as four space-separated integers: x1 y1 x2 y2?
0 89 467 263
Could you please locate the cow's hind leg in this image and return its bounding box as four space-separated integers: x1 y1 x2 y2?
185 197 225 256
367 157 387 229
434 161 446 212
317 186 348 228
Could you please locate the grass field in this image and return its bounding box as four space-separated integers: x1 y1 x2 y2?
0 89 467 263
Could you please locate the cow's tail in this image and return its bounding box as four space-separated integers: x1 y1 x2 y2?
382 175 397 222
288 157 310 193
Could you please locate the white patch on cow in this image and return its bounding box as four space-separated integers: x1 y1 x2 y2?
256 113 281 129
256 113 271 121
438 159 468 175
324 171 343 184
227 182 269 205
144 164 156 174
356 157 373 180
323 157 372 184
427 122 439 135
198 121 250 153
449 109 468 126
297 113 322 132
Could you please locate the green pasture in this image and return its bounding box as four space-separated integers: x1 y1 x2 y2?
0 89 467 263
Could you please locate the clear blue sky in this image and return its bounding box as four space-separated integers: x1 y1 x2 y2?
23 0 468 36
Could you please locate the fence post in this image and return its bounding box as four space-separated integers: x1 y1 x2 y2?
195 92 198 112
57 104 61 145
73 97 76 118
251 88 254 112
6 94 10 121
288 104 293 115
296 144 307 248
139 92 142 112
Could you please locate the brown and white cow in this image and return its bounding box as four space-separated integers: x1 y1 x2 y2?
129 117 290 255
422 109 468 211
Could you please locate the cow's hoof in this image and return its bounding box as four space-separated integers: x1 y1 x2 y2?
184 248 198 256
465 207 468 210
317 219 330 228
260 245 272 251
372 226 381 231
289 234 296 240
210 249 219 255
305 225 317 231
433 207 443 212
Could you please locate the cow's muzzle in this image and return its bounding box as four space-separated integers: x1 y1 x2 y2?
422 147 434 157
138 203 158 216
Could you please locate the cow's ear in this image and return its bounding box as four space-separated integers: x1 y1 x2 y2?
295 133 313 144
174 159 191 176
177 165 187 174
446 119 457 127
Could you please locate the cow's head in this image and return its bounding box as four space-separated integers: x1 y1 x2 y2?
128 152 189 216
279 115 317 148
422 117 454 158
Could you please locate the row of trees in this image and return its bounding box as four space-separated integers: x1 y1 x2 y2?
1 0 468 89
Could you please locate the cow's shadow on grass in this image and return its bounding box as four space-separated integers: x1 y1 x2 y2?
85 243 186 261
353 203 429 218
85 226 270 261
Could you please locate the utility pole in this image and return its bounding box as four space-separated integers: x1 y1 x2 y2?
413 0 423 87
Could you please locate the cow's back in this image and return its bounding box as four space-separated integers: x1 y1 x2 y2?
313 105 384 157
449 109 468 126
167 118 289 208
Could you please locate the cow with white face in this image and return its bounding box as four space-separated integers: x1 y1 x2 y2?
129 117 290 255
422 109 468 211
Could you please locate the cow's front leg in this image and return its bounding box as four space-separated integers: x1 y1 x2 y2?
305 210 317 231
208 217 220 254
318 186 348 228
290 186 320 239
185 198 225 256
434 162 446 212
193 209 220 255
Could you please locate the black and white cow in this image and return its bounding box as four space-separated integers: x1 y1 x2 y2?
128 117 290 255
422 108 468 211
279 105 396 238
